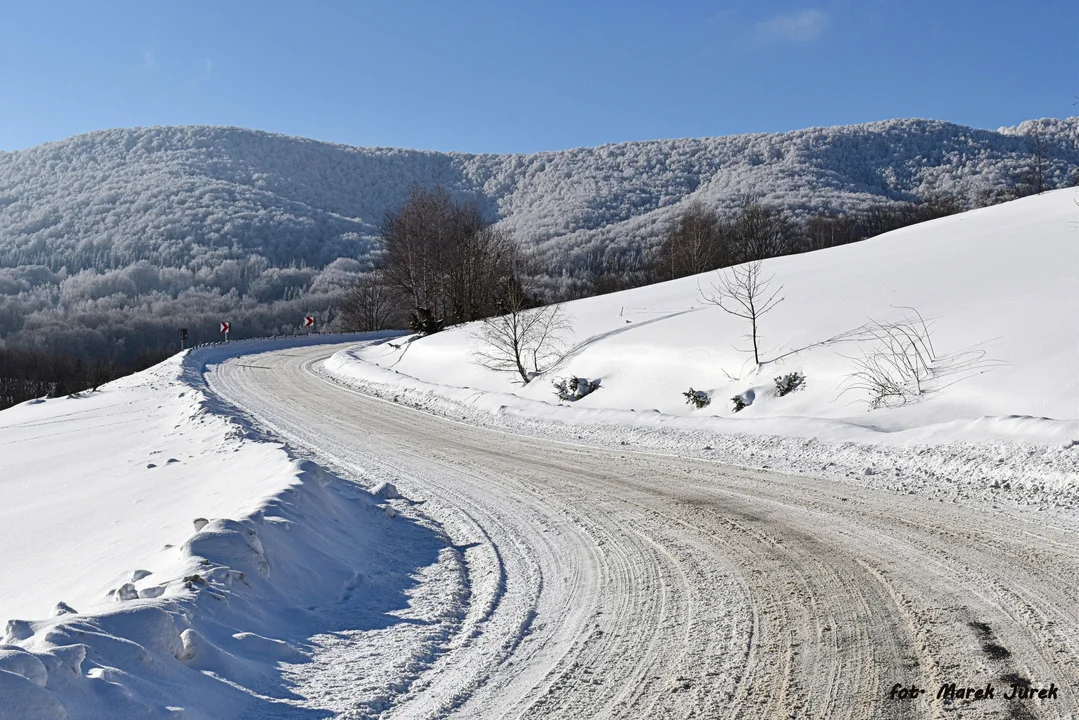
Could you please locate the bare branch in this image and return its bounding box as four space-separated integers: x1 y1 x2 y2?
837 309 949 408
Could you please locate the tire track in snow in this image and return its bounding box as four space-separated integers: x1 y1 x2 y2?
208 342 1079 719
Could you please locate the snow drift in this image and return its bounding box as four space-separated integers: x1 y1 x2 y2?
0 334 431 719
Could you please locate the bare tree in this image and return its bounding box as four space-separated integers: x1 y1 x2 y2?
732 200 795 263
699 260 784 366
90 355 114 391
656 203 732 280
839 306 1005 409
582 249 653 295
471 257 570 384
526 301 572 375
444 225 515 322
473 303 570 385
1002 128 1052 199
379 185 452 319
840 308 937 408
380 184 517 329
1026 129 1048 196
801 212 860 252
337 271 402 331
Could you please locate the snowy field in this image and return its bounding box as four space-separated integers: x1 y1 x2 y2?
326 188 1079 501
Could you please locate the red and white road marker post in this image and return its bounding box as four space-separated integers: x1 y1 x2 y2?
303 316 316 334
220 321 230 342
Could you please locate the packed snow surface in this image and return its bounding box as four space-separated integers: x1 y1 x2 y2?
218 342 1079 717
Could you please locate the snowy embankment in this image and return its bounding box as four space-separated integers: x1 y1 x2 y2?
324 189 1079 504
0 333 420 720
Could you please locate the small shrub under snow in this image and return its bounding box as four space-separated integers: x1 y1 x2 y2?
730 395 747 412
114 583 139 601
553 376 600 402
408 307 444 336
683 388 710 409
774 371 805 397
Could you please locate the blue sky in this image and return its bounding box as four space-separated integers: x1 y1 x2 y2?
1 1 1074 153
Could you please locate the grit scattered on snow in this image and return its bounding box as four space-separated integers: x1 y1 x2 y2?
322 189 1079 508
0 333 441 720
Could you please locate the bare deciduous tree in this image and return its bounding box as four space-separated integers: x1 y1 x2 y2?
656 203 732 280
380 184 495 327
472 303 570 384
801 212 860 252
839 306 1005 409
699 260 784 366
337 271 402 331
581 249 653 296
379 185 453 320
838 308 939 408
90 356 114 391
733 200 794 263
526 301 571 375
471 258 570 384
1025 129 1048 196
444 225 515 322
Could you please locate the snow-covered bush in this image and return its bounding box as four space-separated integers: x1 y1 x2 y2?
774 371 805 396
683 388 710 408
554 376 600 401
731 395 747 412
373 481 401 499
842 309 938 409
408 307 444 336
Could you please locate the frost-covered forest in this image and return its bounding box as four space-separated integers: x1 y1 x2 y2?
0 117 1076 359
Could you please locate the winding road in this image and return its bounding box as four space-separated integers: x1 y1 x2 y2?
207 341 1079 719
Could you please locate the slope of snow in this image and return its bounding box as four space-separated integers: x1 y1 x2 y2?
0 333 446 719
324 189 1079 493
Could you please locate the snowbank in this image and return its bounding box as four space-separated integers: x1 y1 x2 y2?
323 190 1079 501
0 332 425 719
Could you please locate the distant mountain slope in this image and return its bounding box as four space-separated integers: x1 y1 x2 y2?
0 118 1077 357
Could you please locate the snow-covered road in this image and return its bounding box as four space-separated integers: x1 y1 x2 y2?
207 342 1079 719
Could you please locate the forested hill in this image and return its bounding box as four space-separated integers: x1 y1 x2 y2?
0 117 1077 358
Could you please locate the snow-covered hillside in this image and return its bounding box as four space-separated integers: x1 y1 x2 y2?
327 188 1079 472
1 118 1077 357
